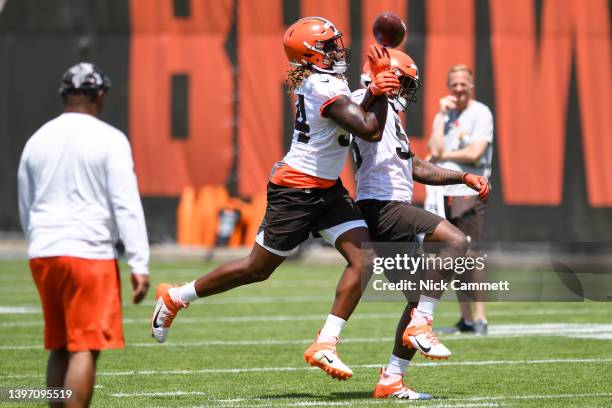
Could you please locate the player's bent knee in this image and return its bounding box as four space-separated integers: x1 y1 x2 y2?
346 248 375 273
244 261 276 283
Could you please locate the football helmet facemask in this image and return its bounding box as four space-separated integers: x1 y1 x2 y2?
283 17 350 75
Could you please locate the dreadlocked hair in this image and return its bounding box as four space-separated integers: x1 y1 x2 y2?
286 66 312 92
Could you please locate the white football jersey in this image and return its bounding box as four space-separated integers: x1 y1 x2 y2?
352 88 414 203
282 73 352 180
17 113 150 274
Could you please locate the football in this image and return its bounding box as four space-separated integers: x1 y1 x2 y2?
372 12 406 48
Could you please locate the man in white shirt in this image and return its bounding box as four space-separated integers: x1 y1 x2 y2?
428 64 494 335
18 62 150 407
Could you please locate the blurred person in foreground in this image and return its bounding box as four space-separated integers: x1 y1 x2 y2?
428 64 494 335
352 50 489 399
18 62 150 407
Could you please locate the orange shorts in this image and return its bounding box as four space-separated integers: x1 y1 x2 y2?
30 256 124 352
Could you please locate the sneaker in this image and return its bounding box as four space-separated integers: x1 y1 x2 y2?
474 319 488 336
304 335 353 380
402 313 451 360
373 368 432 400
437 318 475 335
151 283 186 343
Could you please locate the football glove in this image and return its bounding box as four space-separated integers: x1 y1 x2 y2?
369 71 400 96
366 44 391 77
463 173 490 201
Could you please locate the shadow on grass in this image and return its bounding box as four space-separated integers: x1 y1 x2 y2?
329 391 378 399
258 391 373 401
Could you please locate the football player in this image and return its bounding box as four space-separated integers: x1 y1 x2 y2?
351 49 489 399
151 17 400 381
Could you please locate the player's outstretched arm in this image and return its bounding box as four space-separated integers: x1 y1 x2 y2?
325 94 389 142
412 156 465 185
412 156 490 201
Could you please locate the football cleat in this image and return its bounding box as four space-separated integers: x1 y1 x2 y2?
151 283 186 343
437 317 475 335
402 315 451 360
474 319 488 336
373 368 432 400
304 336 353 380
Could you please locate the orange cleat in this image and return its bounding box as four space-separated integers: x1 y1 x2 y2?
373 368 432 400
402 314 451 360
151 283 186 343
304 336 353 380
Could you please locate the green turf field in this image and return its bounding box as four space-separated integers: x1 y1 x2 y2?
0 259 611 407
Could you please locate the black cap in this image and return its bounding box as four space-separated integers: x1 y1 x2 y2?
59 62 111 95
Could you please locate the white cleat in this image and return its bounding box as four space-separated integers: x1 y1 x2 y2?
402 319 451 360
151 283 185 343
373 368 433 400
304 337 353 380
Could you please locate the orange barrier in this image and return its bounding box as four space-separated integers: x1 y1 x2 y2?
176 185 267 248
176 186 197 245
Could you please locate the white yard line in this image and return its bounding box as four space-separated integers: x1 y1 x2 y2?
0 306 609 320
196 392 612 407
115 391 612 406
5 358 612 379
2 323 612 350
0 306 40 314
283 403 502 408
112 391 207 397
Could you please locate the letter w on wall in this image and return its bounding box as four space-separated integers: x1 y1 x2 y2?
491 0 611 206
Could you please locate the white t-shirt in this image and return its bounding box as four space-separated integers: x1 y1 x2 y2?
352 88 414 203
18 112 150 274
437 100 493 196
282 73 352 180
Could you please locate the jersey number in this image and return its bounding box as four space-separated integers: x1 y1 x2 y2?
337 134 350 146
295 94 310 143
394 116 413 160
295 94 350 147
352 141 363 169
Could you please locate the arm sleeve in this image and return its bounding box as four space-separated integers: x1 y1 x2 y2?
106 134 150 275
470 107 494 143
17 146 33 236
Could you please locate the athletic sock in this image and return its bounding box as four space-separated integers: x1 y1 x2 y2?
169 281 198 306
384 354 410 377
317 314 346 343
413 295 438 323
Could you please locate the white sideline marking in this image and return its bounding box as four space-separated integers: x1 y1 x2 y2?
0 306 609 321
2 323 612 350
218 392 612 407
5 358 612 379
204 393 612 407
112 391 207 397
569 333 612 340
0 306 40 314
119 391 612 406
285 404 502 408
